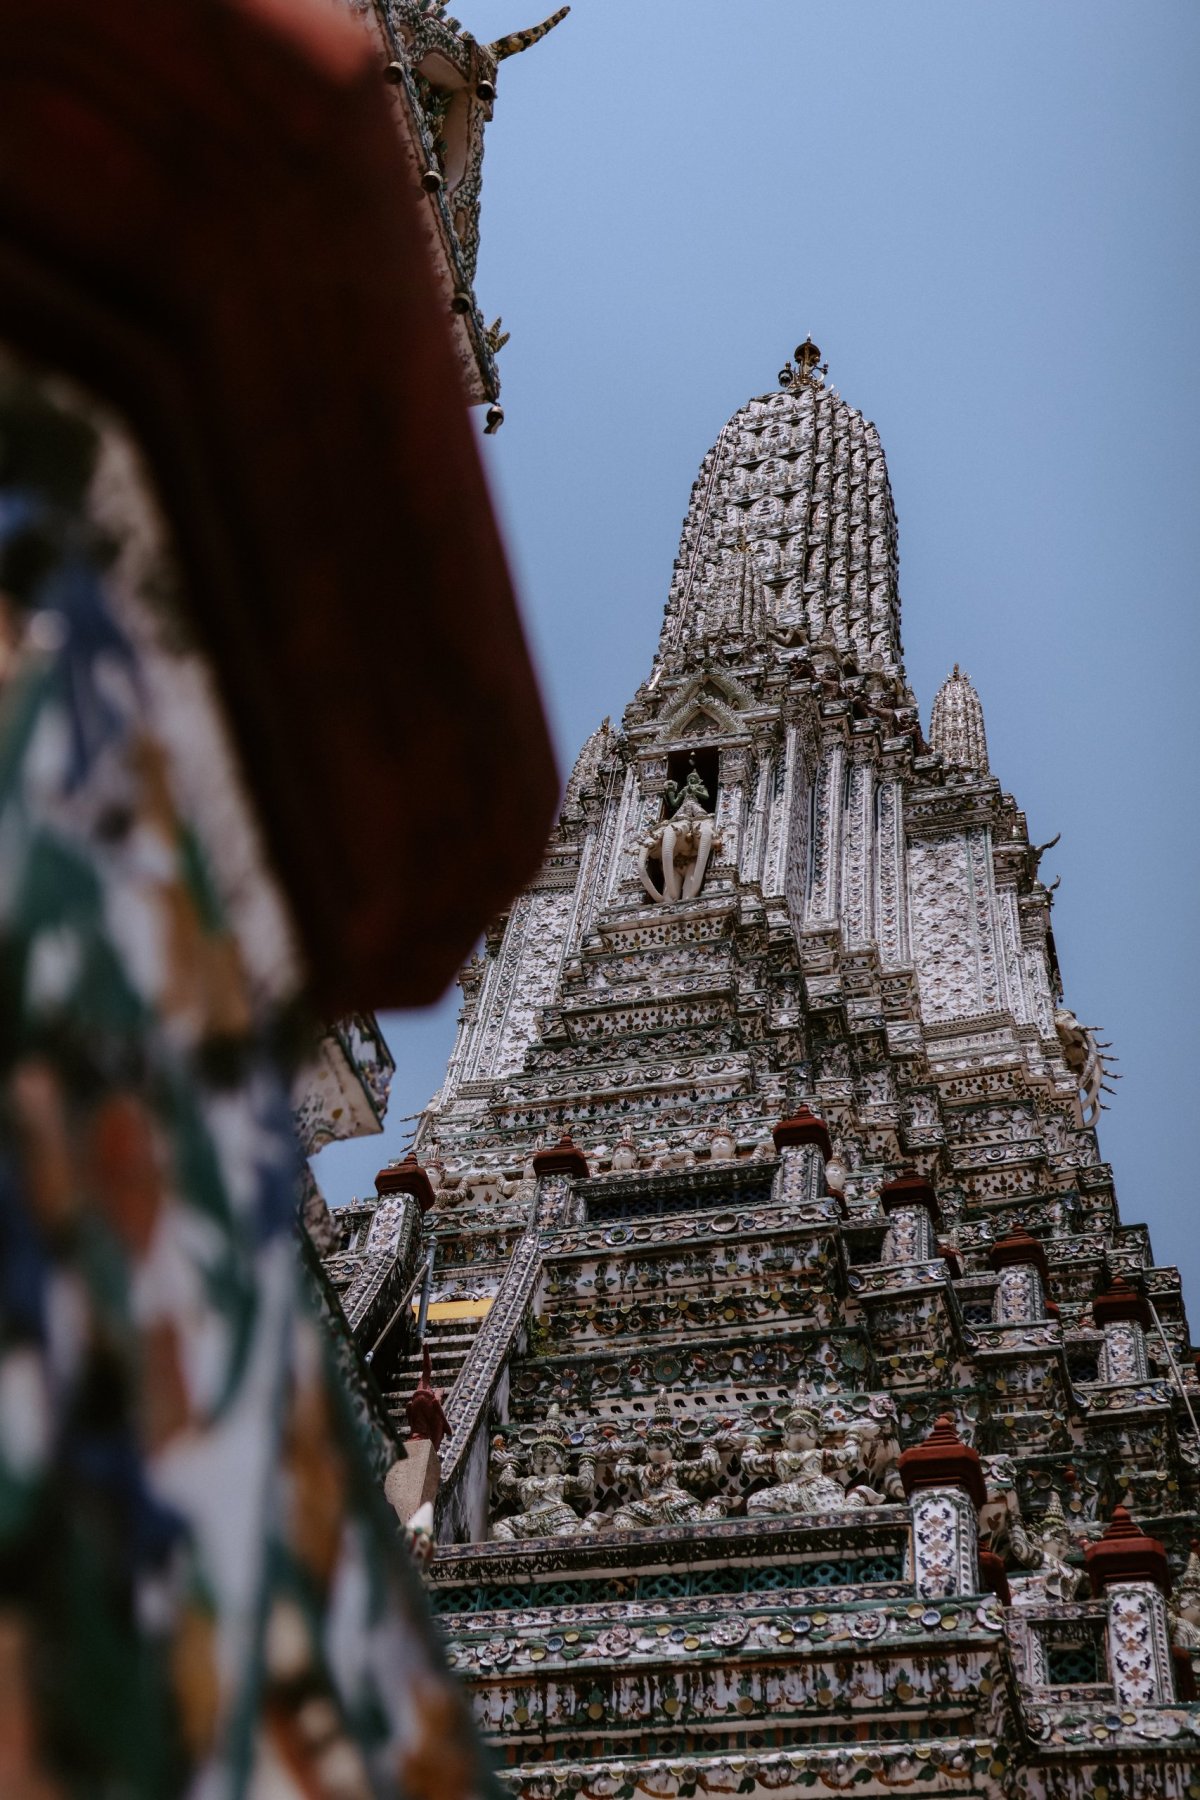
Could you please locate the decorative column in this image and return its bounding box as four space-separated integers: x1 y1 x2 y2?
532 1132 590 1229
1092 1278 1151 1384
880 1171 940 1265
988 1228 1048 1323
375 1157 442 1522
899 1413 987 1599
714 743 750 872
771 1105 832 1211
1085 1506 1175 1705
363 1154 433 1340
376 1152 436 1215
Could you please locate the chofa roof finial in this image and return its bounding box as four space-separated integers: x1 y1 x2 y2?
489 5 570 62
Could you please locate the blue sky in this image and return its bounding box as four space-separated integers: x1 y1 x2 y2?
315 3 1200 1303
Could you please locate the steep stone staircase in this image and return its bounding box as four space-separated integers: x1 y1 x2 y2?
382 1306 490 1445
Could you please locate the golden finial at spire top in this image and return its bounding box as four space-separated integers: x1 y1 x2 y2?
778 335 828 392
796 337 821 377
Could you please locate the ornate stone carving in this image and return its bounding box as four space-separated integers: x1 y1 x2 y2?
907 828 1005 1023
490 1406 597 1539
635 760 722 904
837 1400 905 1503
929 665 990 773
604 1394 727 1530
978 1453 1038 1567
740 1397 883 1516
1009 1491 1088 1604
319 345 1200 1797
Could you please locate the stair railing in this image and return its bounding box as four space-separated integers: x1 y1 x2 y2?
365 1249 429 1369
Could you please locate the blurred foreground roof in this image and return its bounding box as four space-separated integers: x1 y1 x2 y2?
0 0 558 1011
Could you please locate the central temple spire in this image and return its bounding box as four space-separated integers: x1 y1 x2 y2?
653 341 903 686
324 343 1200 1797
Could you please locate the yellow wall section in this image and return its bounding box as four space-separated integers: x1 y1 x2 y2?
416 1298 494 1322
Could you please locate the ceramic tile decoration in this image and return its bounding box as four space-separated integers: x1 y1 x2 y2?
328 342 1200 1794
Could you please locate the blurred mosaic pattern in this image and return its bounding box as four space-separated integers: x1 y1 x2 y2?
0 359 493 1799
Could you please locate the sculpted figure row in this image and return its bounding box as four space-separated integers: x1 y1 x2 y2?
490 1406 599 1541
491 1401 1120 1617
489 1391 902 1541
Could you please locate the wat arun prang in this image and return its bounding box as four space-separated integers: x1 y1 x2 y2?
325 341 1200 1796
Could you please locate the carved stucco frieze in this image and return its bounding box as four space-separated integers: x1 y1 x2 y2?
461 888 574 1084
907 828 1006 1024
841 756 875 946
806 744 845 924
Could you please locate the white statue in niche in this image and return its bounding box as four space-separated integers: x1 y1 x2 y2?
636 756 722 905
840 1406 904 1502
979 1453 1041 1570
1169 1545 1200 1659
1010 1490 1087 1605
611 1134 638 1171
708 1126 736 1162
